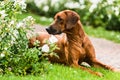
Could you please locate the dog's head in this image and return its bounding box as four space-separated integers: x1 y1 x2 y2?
46 10 80 34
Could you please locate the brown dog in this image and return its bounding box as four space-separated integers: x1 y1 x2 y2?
29 10 120 77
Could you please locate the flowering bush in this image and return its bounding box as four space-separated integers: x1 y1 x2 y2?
27 0 120 31
0 0 57 75
26 0 68 17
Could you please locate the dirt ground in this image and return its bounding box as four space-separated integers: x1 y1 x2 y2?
30 24 120 69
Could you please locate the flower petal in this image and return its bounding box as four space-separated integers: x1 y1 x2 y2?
49 35 58 43
41 44 49 52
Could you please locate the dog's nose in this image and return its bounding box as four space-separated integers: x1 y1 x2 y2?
46 27 51 34
46 27 57 34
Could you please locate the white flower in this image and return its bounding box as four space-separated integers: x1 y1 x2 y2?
12 30 19 40
4 47 7 50
51 0 59 6
107 0 113 5
49 35 58 43
0 10 5 14
1 53 5 58
27 16 35 22
43 6 49 12
14 0 26 10
0 1 5 6
41 44 50 53
34 0 47 7
16 22 24 29
23 16 35 25
11 40 14 45
10 20 15 25
21 2 26 10
0 10 8 19
89 0 100 12
89 4 97 12
65 2 80 9
27 16 33 20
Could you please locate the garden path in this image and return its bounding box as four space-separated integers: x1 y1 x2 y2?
31 24 120 69
90 37 120 69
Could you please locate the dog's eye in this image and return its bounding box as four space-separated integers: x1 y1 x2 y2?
57 16 63 22
58 18 63 21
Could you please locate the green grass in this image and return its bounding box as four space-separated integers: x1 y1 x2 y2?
17 12 53 25
1 64 120 80
84 26 120 43
1 12 120 80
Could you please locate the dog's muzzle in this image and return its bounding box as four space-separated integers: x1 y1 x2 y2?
46 27 56 34
46 27 62 35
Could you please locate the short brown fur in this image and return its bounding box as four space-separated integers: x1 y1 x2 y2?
29 10 120 77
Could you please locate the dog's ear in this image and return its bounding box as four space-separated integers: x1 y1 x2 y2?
65 11 80 29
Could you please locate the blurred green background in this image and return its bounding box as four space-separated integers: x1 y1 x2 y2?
26 0 120 31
